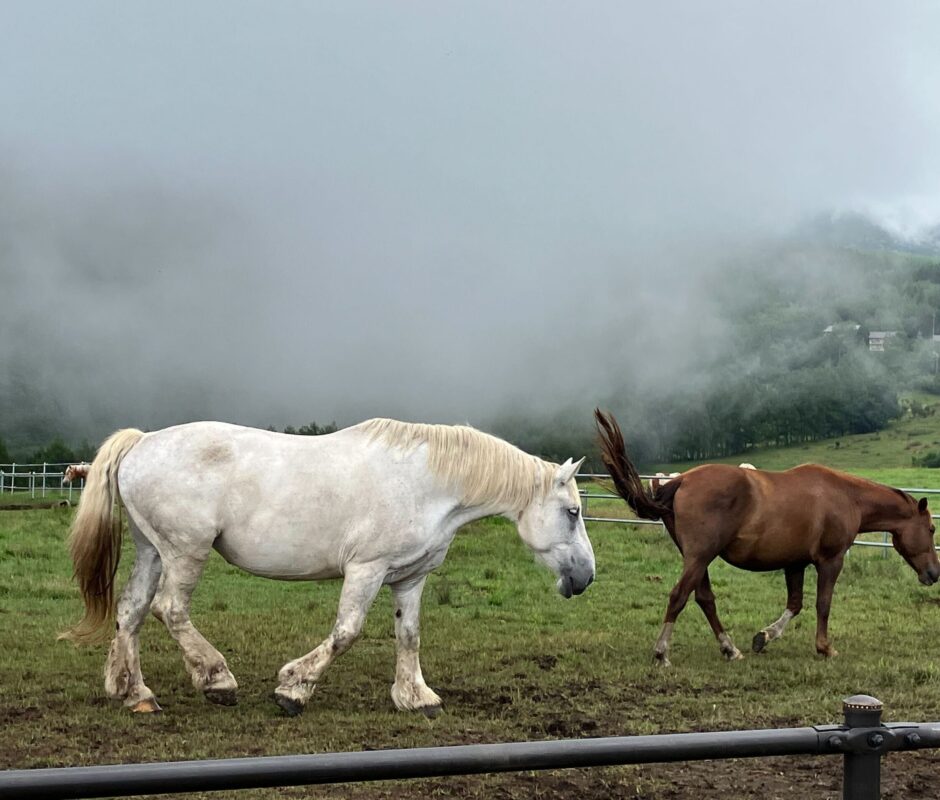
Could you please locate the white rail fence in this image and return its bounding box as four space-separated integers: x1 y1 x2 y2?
1 465 937 555
0 463 85 502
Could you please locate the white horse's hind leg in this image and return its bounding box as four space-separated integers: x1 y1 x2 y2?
150 553 238 706
274 564 385 716
104 526 162 712
390 577 442 717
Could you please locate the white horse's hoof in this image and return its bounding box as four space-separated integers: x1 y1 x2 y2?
752 631 771 653
273 692 305 717
392 681 442 715
130 698 162 714
653 654 672 668
205 688 238 706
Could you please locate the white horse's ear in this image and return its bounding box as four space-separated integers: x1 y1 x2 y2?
554 457 585 487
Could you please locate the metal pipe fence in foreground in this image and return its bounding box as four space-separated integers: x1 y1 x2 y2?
0 696 934 800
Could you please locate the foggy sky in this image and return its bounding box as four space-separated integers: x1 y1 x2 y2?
2 2 940 441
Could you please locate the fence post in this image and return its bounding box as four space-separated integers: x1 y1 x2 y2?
842 694 883 800
42 462 47 498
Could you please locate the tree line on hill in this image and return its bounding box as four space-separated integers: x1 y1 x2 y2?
0 436 96 466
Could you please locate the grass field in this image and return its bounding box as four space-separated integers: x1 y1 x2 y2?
658 394 940 476
3 481 940 798
4 411 940 798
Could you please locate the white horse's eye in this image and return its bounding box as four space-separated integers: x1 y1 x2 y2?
567 507 580 518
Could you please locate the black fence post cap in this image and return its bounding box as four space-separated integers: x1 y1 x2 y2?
843 695 883 712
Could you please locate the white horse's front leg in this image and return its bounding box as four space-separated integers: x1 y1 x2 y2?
274 564 385 717
390 576 442 717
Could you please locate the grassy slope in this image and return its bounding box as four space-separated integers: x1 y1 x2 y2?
657 394 940 489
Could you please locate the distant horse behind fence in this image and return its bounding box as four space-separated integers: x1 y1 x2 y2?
63 464 90 483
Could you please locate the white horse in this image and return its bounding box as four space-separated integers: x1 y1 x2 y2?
62 419 595 717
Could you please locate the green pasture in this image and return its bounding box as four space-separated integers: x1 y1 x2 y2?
658 394 940 475
4 417 940 797
2 490 940 798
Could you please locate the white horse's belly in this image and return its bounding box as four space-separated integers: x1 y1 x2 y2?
213 514 454 582
212 527 343 580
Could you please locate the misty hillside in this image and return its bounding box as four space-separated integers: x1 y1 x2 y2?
497 241 940 467
4 218 940 464
798 211 940 257
4 221 940 465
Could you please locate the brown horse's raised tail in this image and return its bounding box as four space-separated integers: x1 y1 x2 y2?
59 428 145 644
594 409 673 521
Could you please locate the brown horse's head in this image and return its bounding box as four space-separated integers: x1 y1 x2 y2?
893 497 940 586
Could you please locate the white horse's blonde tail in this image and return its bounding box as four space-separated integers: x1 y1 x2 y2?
60 428 145 644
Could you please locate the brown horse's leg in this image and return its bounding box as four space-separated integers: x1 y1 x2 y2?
654 558 709 666
752 564 805 653
695 570 743 661
814 555 844 657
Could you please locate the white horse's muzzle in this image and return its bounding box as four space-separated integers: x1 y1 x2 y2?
557 567 595 598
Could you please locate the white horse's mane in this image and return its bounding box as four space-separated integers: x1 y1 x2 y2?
360 418 555 512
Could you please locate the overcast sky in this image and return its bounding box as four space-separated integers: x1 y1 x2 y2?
2 2 940 436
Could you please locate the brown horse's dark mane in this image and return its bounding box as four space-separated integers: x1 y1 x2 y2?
892 487 916 504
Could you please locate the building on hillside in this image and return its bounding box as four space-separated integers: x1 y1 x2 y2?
868 331 898 352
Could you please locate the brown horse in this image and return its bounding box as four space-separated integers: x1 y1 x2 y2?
595 409 939 665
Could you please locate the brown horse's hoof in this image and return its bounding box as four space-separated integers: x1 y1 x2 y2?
419 703 442 719
131 698 162 714
752 631 769 653
205 688 238 707
273 692 305 717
